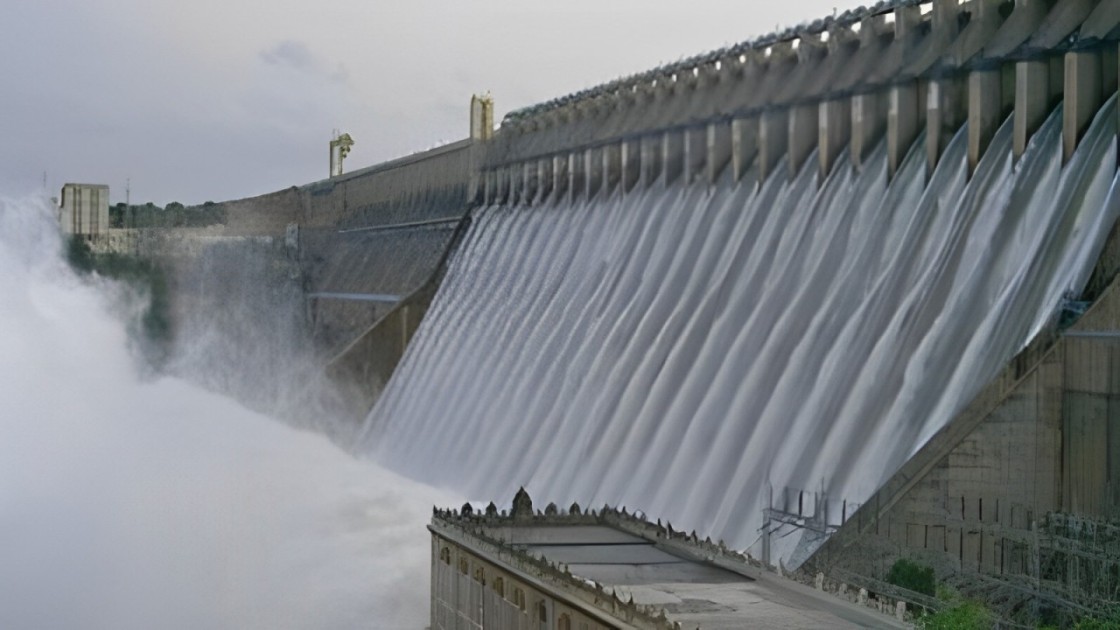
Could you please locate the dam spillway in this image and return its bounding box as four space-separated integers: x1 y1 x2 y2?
358 97 1120 564
121 0 1120 618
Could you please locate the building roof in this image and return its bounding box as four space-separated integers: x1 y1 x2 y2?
431 495 910 630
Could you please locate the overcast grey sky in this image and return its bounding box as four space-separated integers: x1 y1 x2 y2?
4 0 848 205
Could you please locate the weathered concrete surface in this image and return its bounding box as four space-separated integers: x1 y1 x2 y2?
324 282 435 424
485 1 1118 193
433 504 909 630
323 213 472 419
302 224 458 354
805 228 1120 621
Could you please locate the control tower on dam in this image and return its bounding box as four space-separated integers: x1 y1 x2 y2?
162 0 1120 624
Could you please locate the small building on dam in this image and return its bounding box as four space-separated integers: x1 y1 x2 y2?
57 183 109 238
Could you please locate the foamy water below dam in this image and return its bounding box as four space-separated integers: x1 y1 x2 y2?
0 196 456 629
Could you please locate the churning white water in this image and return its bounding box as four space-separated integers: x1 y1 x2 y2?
0 196 454 629
363 99 1120 565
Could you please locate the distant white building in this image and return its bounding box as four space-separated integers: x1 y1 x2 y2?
58 183 109 237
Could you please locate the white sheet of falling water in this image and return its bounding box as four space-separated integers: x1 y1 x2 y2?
364 98 1120 567
0 195 457 630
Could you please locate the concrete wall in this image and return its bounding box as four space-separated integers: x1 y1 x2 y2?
162 2 1120 427
59 183 110 236
481 1 1119 198
322 213 472 418
302 139 477 230
804 252 1120 620
302 225 458 353
323 282 434 424
431 534 616 630
169 138 477 360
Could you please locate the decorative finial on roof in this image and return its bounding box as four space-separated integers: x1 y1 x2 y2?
511 487 533 521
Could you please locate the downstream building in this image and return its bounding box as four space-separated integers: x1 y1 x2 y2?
57 183 109 237
429 490 908 630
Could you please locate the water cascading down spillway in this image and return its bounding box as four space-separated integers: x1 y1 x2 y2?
359 96 1120 566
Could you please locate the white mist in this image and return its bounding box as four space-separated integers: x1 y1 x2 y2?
0 195 454 630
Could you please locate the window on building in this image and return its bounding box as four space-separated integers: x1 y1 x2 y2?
493 577 505 597
440 547 451 565
512 587 526 611
459 557 469 575
557 613 571 630
474 567 485 585
538 601 548 623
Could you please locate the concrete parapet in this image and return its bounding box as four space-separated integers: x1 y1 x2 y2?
823 22 860 82
1081 1 1120 40
662 130 684 186
967 65 1013 174
551 156 567 201
837 13 893 91
893 3 922 40
1013 58 1062 159
927 76 966 176
731 117 759 182
491 169 503 205
756 42 799 107
501 167 514 205
947 0 1005 68
586 147 603 198
759 110 789 182
604 142 622 193
789 104 819 179
777 34 827 105
522 161 538 205
509 164 523 205
1064 49 1105 162
478 1 1120 195
537 159 553 203
851 92 886 169
707 121 732 184
483 168 496 207
898 0 960 79
620 139 640 191
639 135 660 186
565 153 582 201
483 0 1120 194
888 81 923 178
1027 0 1101 52
982 0 1052 59
819 98 852 179
684 127 706 183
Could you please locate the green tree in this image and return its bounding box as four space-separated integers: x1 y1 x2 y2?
917 601 991 630
886 558 936 596
65 236 95 273
109 203 127 228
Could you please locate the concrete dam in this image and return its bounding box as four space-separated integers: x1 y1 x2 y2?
156 0 1120 622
